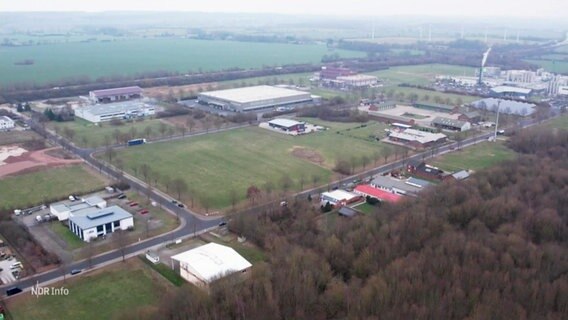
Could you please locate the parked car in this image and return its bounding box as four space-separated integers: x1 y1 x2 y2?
117 194 127 200
70 269 82 275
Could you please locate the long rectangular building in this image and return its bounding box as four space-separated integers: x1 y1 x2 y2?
198 85 313 112
89 86 143 103
75 101 155 123
68 205 134 242
388 129 447 148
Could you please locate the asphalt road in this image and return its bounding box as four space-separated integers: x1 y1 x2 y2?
1 114 550 296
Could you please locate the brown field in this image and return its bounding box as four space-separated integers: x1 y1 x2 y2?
0 147 83 178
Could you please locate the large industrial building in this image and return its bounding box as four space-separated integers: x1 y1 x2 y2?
68 206 134 242
171 243 252 289
89 86 143 103
198 85 313 112
334 75 378 88
0 116 15 131
490 86 532 99
75 101 155 123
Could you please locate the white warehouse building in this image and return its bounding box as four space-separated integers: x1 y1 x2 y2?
50 196 107 221
0 116 15 131
75 101 155 123
68 205 134 242
198 85 313 112
172 243 252 290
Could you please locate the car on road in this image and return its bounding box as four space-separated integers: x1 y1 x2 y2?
70 269 82 275
6 287 22 296
171 200 178 204
177 203 185 208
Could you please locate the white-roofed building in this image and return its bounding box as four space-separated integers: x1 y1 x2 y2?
68 205 134 242
268 118 305 132
490 86 532 99
320 190 361 207
0 116 15 131
198 85 313 112
472 98 536 116
171 243 252 289
335 74 378 88
75 101 155 123
89 86 142 103
50 195 107 221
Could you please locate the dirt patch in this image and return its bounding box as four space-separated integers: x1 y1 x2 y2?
45 148 76 160
291 146 325 165
0 147 83 178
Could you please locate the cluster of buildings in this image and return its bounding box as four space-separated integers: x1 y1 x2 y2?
75 86 155 124
314 66 379 89
49 196 133 242
0 116 15 131
197 85 317 112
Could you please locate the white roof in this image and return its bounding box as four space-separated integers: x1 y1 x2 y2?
389 129 447 144
0 116 14 122
268 118 302 127
321 190 359 201
171 243 252 283
199 85 309 104
336 74 378 81
77 101 153 116
491 86 532 94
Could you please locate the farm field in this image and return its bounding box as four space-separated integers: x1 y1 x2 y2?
525 59 568 74
388 86 479 104
0 165 107 210
112 122 389 210
429 141 516 172
0 38 365 86
49 118 175 148
370 64 477 87
6 259 170 320
0 130 41 146
546 114 568 129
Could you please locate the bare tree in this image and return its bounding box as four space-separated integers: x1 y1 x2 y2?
172 178 188 200
85 240 95 269
177 124 187 137
361 155 370 170
298 176 306 191
186 118 195 133
104 146 116 163
230 188 238 210
139 163 152 183
311 175 321 187
144 126 153 139
158 122 168 137
280 175 293 195
113 128 121 144
114 230 128 262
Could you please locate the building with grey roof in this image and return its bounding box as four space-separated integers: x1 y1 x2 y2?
472 98 536 116
0 116 15 131
431 117 471 132
370 176 429 196
75 101 155 123
452 170 471 180
50 195 107 221
198 85 313 112
89 86 142 103
68 205 134 242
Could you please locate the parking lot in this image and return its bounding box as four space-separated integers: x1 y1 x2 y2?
0 256 22 284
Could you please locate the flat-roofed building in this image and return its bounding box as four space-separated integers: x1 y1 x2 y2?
68 205 134 242
335 74 378 88
472 98 536 116
198 85 313 112
268 118 305 132
490 86 532 99
431 117 471 132
171 243 252 290
353 184 403 202
89 86 143 103
388 129 447 148
370 176 427 196
75 101 155 123
413 102 456 113
320 190 361 207
50 195 107 221
0 116 15 131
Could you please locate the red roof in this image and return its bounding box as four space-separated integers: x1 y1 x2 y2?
354 185 402 203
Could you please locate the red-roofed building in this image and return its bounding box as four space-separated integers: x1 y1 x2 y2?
354 185 402 203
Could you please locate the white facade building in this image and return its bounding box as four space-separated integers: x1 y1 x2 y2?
320 190 360 207
75 101 155 123
68 205 134 242
50 196 107 221
0 116 15 131
172 243 252 289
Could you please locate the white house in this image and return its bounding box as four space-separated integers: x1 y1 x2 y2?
171 243 252 289
68 205 134 242
0 116 15 131
320 190 361 207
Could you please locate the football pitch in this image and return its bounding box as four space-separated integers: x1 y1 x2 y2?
113 121 389 210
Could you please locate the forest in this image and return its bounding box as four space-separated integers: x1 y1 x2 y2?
135 126 568 320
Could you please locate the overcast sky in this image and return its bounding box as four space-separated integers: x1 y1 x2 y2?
2 0 567 18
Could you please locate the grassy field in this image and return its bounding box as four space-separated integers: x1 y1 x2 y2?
49 118 175 148
6 259 168 320
429 141 516 172
0 165 107 210
0 130 42 146
370 64 477 87
545 114 568 129
49 222 85 250
389 86 479 104
0 38 365 86
352 202 378 215
113 122 388 210
525 59 568 74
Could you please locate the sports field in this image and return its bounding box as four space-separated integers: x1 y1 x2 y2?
429 141 516 172
0 165 107 210
113 121 389 210
49 118 175 148
0 38 365 86
6 259 169 320
370 64 477 87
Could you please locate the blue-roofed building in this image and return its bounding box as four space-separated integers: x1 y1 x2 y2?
68 205 134 242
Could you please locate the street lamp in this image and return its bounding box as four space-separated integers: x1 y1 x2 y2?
493 100 502 141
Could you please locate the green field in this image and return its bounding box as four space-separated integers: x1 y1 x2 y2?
430 142 516 172
370 64 477 87
6 260 166 320
0 165 107 210
49 118 174 148
49 222 85 250
0 38 365 86
546 114 568 129
352 202 378 215
525 59 568 74
113 122 388 210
